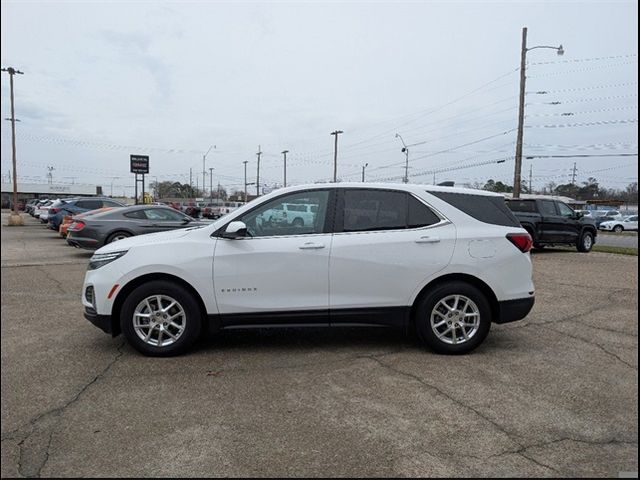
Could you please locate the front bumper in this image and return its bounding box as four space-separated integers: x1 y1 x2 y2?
495 297 535 324
84 307 115 334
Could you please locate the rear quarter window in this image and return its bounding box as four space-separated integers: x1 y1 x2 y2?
506 200 537 213
430 191 520 227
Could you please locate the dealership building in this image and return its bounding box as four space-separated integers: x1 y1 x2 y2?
1 182 104 208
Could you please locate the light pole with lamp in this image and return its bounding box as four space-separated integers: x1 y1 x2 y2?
513 27 564 198
362 163 368 182
395 133 410 183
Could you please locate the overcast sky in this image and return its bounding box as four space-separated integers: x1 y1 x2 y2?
1 0 638 196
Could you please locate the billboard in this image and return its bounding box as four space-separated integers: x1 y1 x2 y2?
130 155 149 174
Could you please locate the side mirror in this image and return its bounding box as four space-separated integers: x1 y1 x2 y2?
574 211 584 219
221 221 248 239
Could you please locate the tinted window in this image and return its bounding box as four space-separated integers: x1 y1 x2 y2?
145 208 187 221
238 190 330 237
124 210 147 219
429 191 520 227
77 200 102 210
408 196 441 228
103 200 123 207
557 202 574 217
343 190 406 232
506 200 537 213
539 200 557 216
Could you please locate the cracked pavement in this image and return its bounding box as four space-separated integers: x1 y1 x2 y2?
1 213 637 477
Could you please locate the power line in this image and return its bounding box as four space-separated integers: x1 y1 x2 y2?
527 60 638 78
525 153 639 159
528 82 638 94
528 53 638 66
526 105 638 117
527 118 638 128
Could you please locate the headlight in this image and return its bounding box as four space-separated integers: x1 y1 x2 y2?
89 250 128 270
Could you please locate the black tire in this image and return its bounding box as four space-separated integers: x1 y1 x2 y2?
106 231 132 244
613 225 623 233
292 217 304 227
533 243 545 250
577 230 594 253
414 281 492 354
120 280 203 356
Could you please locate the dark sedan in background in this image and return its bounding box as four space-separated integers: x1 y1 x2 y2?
48 197 126 230
66 205 205 249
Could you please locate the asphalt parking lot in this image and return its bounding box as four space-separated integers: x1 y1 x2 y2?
1 213 637 477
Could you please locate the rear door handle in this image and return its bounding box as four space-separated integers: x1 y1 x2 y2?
415 236 440 244
299 242 325 250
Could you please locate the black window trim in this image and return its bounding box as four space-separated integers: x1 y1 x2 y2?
333 188 449 235
212 188 337 239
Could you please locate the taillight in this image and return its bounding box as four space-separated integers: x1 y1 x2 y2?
506 232 533 253
69 221 86 232
50 207 60 214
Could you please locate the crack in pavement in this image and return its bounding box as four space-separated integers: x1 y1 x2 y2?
544 325 637 370
362 356 640 475
12 342 125 478
35 265 67 295
361 355 563 475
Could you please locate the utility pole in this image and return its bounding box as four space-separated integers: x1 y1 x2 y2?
513 27 564 198
243 160 248 203
362 163 368 182
203 145 214 197
189 168 193 193
330 131 344 182
256 145 262 196
571 162 577 185
529 163 533 193
281 150 289 187
2 66 23 221
209 167 214 202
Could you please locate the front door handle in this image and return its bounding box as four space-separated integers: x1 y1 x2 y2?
299 242 325 250
415 236 440 244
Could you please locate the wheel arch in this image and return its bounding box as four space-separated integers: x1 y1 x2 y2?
410 273 500 328
109 272 208 337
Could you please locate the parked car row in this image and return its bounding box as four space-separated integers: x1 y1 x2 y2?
598 215 638 233
29 197 207 250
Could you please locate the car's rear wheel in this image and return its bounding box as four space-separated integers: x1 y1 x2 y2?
415 281 491 354
120 280 202 356
577 231 594 252
106 231 132 244
292 217 304 227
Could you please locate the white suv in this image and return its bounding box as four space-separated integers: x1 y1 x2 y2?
82 184 535 356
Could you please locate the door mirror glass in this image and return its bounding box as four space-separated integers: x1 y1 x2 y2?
222 221 248 239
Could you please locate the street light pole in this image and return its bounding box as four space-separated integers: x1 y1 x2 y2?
362 163 368 182
243 160 248 203
2 66 24 221
281 150 289 187
331 130 343 182
513 27 564 198
209 167 214 202
203 145 214 198
395 133 410 183
256 145 262 196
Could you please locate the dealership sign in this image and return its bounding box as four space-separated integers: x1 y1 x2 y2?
130 155 149 174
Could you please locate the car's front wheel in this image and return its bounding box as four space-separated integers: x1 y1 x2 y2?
120 280 203 356
415 281 491 354
577 231 594 252
613 225 624 233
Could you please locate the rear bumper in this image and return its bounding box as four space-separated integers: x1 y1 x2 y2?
496 297 535 324
67 235 100 249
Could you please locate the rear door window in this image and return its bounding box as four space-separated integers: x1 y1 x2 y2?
340 190 440 232
539 200 558 216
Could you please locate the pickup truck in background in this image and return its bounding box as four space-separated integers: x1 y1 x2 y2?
506 198 598 252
